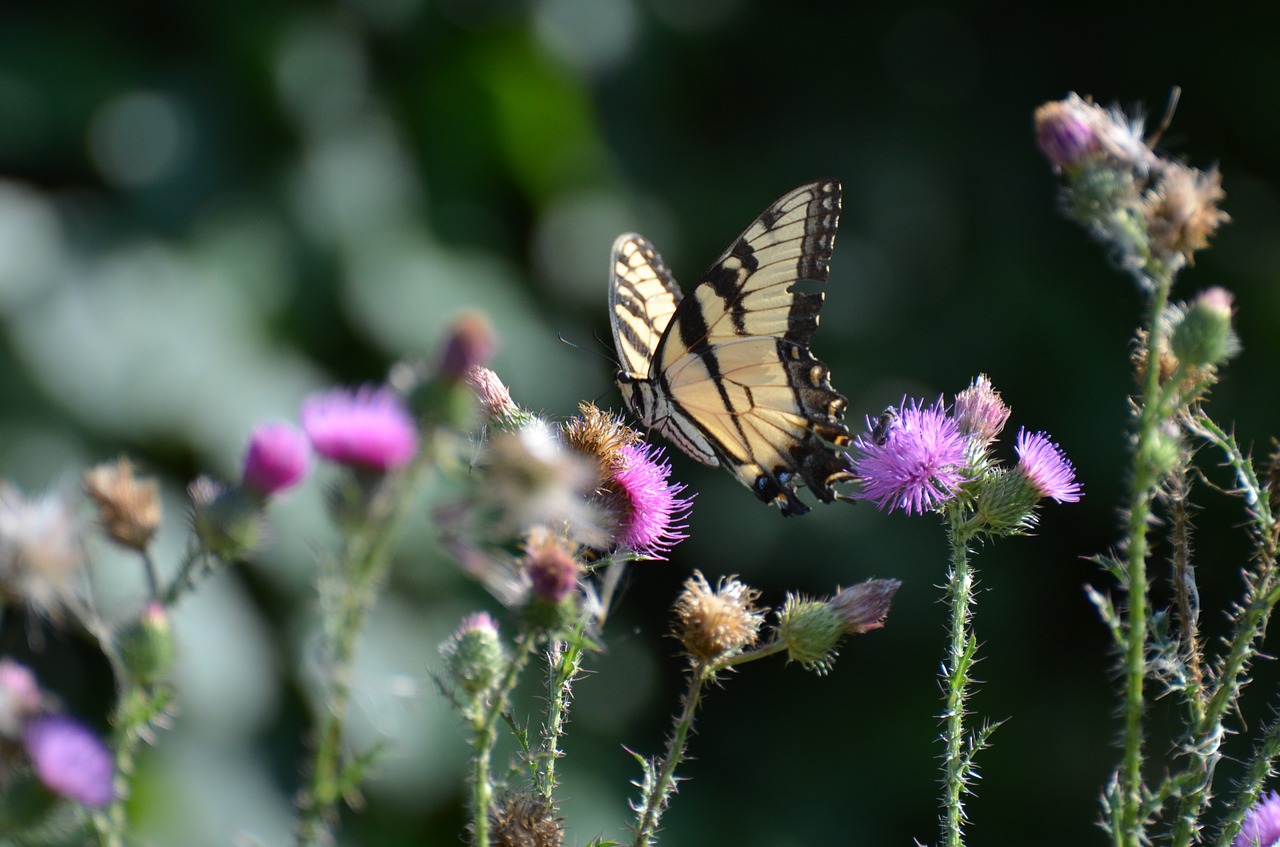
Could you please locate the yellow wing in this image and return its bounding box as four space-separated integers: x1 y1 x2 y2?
610 180 852 516
609 234 682 379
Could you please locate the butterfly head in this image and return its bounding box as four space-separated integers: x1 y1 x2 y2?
615 370 658 427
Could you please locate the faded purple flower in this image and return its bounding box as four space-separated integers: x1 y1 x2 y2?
301 386 419 472
1233 790 1280 847
1034 96 1101 170
851 397 967 514
0 658 41 737
953 374 1011 445
23 715 114 808
241 422 311 496
1014 428 1083 503
607 442 692 559
524 531 581 604
830 578 902 634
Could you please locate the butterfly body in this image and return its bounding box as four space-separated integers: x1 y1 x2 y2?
608 180 853 516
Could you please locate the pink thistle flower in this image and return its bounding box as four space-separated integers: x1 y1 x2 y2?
23 714 115 808
241 422 311 496
301 386 419 472
606 442 692 560
1014 428 1083 503
851 397 967 515
1234 791 1280 847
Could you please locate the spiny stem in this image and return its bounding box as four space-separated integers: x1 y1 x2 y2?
941 524 978 847
1117 268 1174 847
632 661 710 847
538 619 588 800
296 453 433 847
473 629 539 847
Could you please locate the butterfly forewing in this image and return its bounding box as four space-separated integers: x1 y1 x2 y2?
608 180 852 516
609 234 682 378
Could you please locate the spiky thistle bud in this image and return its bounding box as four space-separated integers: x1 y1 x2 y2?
115 601 176 684
188 476 266 561
440 612 506 707
777 595 844 675
1169 286 1239 368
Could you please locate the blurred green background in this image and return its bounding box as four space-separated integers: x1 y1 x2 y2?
2 1 1279 845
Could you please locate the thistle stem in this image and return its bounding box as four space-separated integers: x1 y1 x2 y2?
295 454 432 847
1117 269 1174 847
472 629 538 847
941 524 978 847
632 661 710 847
538 619 589 799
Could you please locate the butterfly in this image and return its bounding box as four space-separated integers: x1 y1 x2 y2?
608 179 853 517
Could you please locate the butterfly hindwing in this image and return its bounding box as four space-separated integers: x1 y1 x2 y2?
610 180 852 516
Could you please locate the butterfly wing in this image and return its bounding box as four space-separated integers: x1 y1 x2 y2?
609 233 682 379
651 179 852 516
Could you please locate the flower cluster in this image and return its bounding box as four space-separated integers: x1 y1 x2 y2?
1034 92 1229 281
0 659 115 811
849 375 1081 530
438 389 693 627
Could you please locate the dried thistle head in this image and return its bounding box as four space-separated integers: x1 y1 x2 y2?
671 571 764 662
487 789 564 847
0 483 85 622
561 402 640 476
1146 163 1229 265
83 457 161 551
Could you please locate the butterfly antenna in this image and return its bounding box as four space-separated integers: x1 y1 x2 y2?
1147 85 1182 149
558 330 622 371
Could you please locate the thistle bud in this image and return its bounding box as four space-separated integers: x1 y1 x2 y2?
777 595 843 675
1169 287 1239 368
829 579 902 634
440 612 506 703
523 531 581 606
115 602 176 684
439 311 498 382
1034 97 1101 171
241 422 310 498
188 476 266 561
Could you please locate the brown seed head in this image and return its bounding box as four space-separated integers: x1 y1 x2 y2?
83 457 161 551
672 571 764 662
1147 163 1229 264
488 789 564 847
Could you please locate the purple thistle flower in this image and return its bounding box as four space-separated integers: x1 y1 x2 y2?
241 422 311 496
607 442 692 559
23 714 115 808
301 386 419 472
1014 428 1083 503
1234 791 1280 847
851 397 967 515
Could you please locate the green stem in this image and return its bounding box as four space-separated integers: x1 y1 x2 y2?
1117 269 1174 847
296 455 433 847
538 621 588 800
941 523 978 847
632 662 710 847
473 629 539 847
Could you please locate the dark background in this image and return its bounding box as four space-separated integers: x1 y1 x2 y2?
2 1 1279 845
